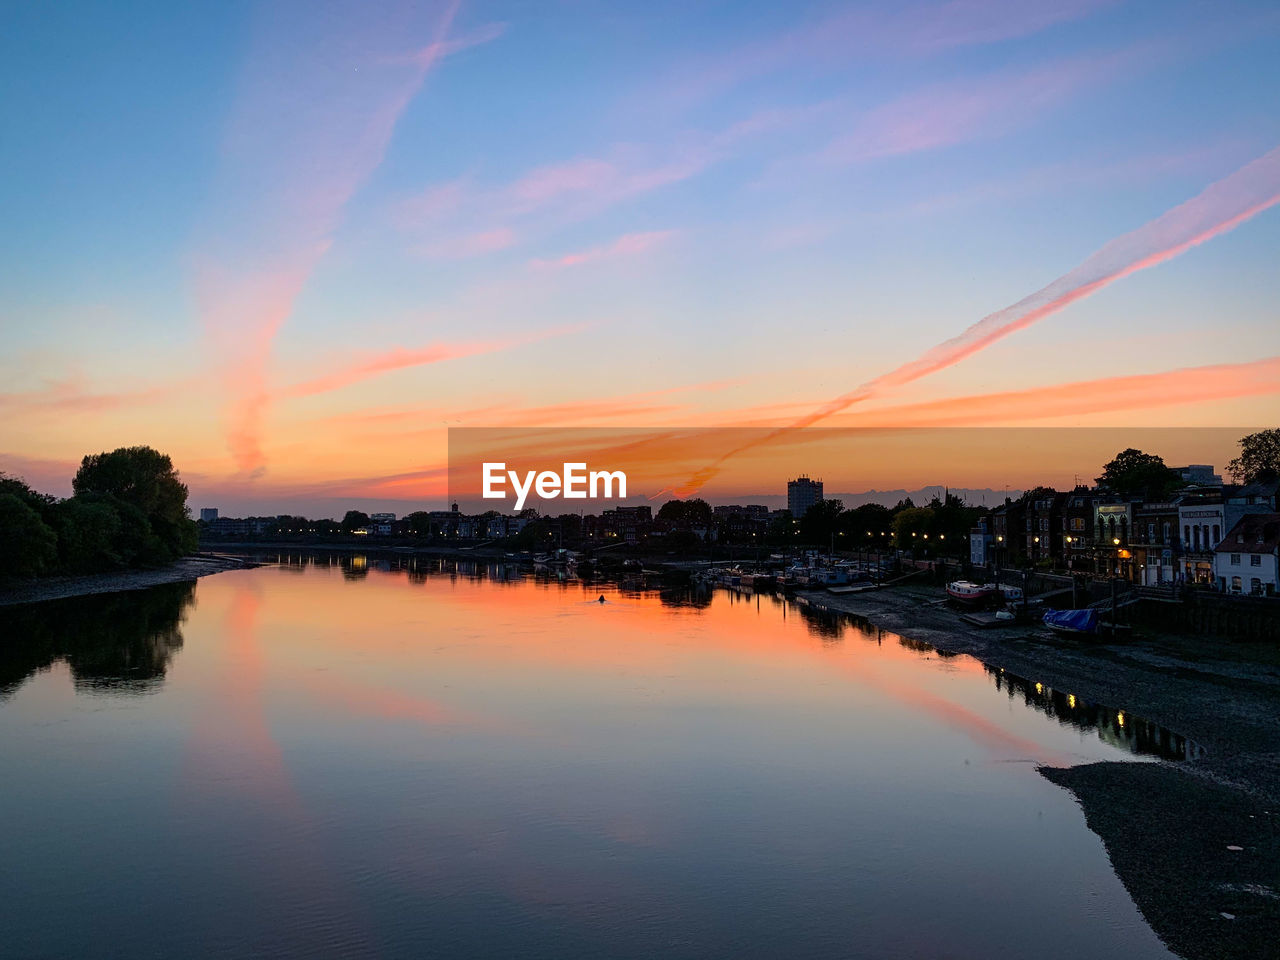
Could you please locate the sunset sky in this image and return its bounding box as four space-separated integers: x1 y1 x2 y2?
3 0 1279 515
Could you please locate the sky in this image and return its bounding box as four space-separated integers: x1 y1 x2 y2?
2 0 1279 516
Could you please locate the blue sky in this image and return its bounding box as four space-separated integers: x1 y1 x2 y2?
2 0 1278 513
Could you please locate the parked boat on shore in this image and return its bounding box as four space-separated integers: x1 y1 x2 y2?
946 581 997 605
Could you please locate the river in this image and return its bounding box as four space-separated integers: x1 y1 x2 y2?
0 555 1184 959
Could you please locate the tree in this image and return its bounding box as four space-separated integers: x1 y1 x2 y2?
0 494 57 577
1096 448 1180 499
50 496 123 572
799 498 843 545
73 446 196 560
341 510 371 534
892 506 935 544
657 498 713 529
1227 429 1280 484
515 519 552 549
404 511 433 536
840 503 893 542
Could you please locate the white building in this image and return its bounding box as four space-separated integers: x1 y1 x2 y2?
787 476 823 518
1178 497 1224 585
1213 513 1280 597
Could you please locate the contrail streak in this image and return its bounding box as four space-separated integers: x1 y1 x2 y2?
675 144 1280 494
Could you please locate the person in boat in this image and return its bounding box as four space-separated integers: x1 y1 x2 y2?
597 595 607 603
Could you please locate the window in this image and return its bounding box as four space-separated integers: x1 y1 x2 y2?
1162 522 1171 543
1230 554 1241 565
1071 517 1085 531
1231 576 1242 593
1251 555 1262 567
1147 522 1155 542
1212 524 1220 545
1251 578 1262 595
1184 524 1191 545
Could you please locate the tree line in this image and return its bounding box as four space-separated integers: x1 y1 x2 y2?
0 446 197 578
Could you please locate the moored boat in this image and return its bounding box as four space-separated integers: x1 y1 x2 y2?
947 580 996 605
1042 608 1099 634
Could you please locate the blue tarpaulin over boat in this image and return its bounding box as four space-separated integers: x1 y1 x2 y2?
1042 608 1099 633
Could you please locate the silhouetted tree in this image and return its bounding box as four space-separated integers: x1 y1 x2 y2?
1096 448 1180 499
341 510 371 533
73 446 196 560
0 494 57 577
1228 429 1280 484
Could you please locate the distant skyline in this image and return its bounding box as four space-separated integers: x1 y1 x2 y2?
3 1 1279 515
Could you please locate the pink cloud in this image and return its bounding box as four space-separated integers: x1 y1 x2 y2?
419 226 517 259
529 230 677 270
642 0 1115 113
196 0 501 478
396 103 821 257
822 51 1126 165
677 143 1280 491
280 323 587 400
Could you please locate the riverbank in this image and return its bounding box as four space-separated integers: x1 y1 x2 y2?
0 554 258 607
802 583 1280 960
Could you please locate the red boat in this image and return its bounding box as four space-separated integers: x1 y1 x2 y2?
946 580 997 605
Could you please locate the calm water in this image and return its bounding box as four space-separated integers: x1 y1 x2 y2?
0 557 1182 960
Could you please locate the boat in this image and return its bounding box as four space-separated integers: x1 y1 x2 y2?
946 581 997 605
1042 608 1099 634
998 583 1023 601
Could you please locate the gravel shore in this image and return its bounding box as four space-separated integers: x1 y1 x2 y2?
805 583 1280 960
0 554 257 607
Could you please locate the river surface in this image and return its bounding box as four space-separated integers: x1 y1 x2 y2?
0 557 1185 959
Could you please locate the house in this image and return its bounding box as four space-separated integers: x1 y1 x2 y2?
1178 493 1225 585
1213 513 1280 596
1061 488 1096 572
1095 500 1136 580
1133 500 1180 586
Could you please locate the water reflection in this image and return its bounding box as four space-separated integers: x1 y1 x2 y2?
736 587 1200 762
988 667 1204 761
0 581 195 699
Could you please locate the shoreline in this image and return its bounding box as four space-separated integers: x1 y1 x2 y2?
0 554 259 607
800 583 1280 960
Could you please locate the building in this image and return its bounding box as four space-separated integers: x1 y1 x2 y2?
601 505 652 541
989 499 1024 568
1133 500 1180 586
1095 500 1135 579
1214 513 1280 596
1225 479 1279 534
1179 494 1225 584
1022 490 1066 566
1171 464 1223 489
1061 488 1096 572
787 476 823 518
199 508 219 522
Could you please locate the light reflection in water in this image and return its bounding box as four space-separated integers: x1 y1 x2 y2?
0 558 1183 960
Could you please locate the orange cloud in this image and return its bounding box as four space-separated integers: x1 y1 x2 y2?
197 1 496 478
675 143 1280 492
280 324 584 400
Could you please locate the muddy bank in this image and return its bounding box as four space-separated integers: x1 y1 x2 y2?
1041 762 1279 960
803 585 1280 803
0 554 257 607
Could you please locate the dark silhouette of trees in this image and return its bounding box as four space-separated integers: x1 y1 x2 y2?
73 446 197 561
341 510 371 533
1096 448 1180 499
0 494 57 576
0 447 197 579
1228 429 1280 484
